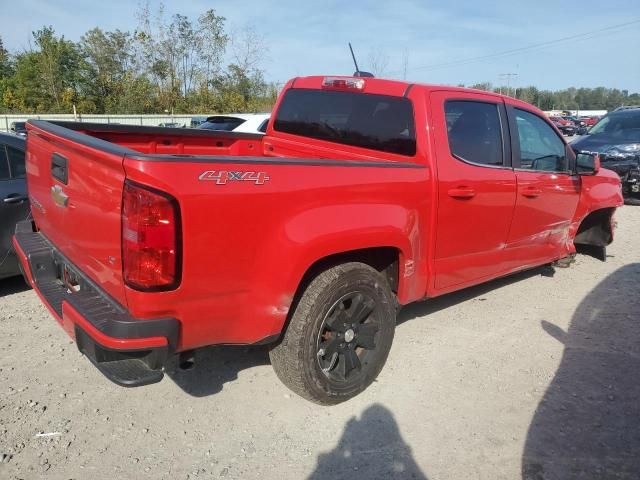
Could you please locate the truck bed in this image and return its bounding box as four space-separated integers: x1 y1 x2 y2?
35 121 266 157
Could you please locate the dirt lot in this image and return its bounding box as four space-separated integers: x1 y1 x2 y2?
1 206 639 480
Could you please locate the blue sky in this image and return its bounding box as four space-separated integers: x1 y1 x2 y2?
3 0 640 91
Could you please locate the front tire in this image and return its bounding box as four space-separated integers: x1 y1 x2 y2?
270 262 396 405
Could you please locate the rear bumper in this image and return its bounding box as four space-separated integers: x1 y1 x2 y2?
13 220 179 387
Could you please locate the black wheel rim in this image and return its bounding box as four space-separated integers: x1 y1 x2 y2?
315 291 380 382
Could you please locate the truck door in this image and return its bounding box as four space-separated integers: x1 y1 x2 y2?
0 143 29 278
505 106 580 260
430 92 516 292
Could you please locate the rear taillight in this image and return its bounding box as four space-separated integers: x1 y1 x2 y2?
122 182 181 291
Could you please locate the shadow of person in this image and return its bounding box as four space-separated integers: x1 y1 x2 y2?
164 345 270 397
0 275 31 297
308 404 427 480
522 263 640 479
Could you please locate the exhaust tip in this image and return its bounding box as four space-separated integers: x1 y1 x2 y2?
178 351 196 370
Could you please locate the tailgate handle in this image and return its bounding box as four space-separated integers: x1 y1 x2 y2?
51 153 68 185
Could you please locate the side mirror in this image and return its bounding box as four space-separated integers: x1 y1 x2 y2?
576 152 600 175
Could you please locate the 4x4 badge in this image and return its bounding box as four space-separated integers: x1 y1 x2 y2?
199 170 270 185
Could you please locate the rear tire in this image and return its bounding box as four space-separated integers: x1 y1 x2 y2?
270 262 396 405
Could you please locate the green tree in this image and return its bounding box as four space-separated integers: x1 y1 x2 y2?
470 82 492 92
33 26 84 111
0 37 15 112
0 37 12 79
197 9 228 104
80 28 135 112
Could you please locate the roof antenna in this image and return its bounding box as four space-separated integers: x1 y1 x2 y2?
349 42 374 78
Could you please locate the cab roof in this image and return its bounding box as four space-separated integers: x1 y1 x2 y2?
290 75 512 101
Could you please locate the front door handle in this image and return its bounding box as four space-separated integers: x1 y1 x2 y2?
3 194 27 204
448 187 476 199
521 187 542 198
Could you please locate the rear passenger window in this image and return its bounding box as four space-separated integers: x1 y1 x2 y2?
274 89 416 156
7 146 25 179
0 147 9 180
515 109 567 172
445 101 503 166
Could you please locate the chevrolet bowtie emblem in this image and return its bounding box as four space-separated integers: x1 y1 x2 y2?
51 184 69 207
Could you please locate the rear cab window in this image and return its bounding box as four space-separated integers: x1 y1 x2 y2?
444 100 504 166
273 89 416 156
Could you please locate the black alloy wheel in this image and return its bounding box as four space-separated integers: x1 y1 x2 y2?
315 291 380 382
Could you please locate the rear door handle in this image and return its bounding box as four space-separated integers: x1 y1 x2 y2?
448 187 476 199
521 187 542 198
3 194 28 204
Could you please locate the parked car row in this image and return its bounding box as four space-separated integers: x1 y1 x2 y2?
550 117 579 136
548 115 601 136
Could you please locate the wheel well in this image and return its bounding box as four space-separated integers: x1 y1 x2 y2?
273 247 400 345
299 247 400 295
574 208 615 248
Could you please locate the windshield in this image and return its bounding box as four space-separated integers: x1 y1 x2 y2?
588 111 640 141
274 89 416 156
199 117 246 131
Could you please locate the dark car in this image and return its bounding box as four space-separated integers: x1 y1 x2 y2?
563 115 585 126
572 107 640 205
10 121 27 137
0 132 29 280
552 120 577 136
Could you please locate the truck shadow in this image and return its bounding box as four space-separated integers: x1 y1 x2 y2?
166 266 554 397
522 263 640 479
398 265 551 325
0 275 31 297
165 345 271 397
308 404 428 480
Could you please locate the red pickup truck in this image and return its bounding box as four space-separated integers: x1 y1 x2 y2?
14 76 622 404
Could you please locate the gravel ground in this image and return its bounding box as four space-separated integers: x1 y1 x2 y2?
1 206 639 480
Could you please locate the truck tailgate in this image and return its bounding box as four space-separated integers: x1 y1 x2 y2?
26 121 131 306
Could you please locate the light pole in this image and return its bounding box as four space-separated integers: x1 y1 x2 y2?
499 73 518 97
